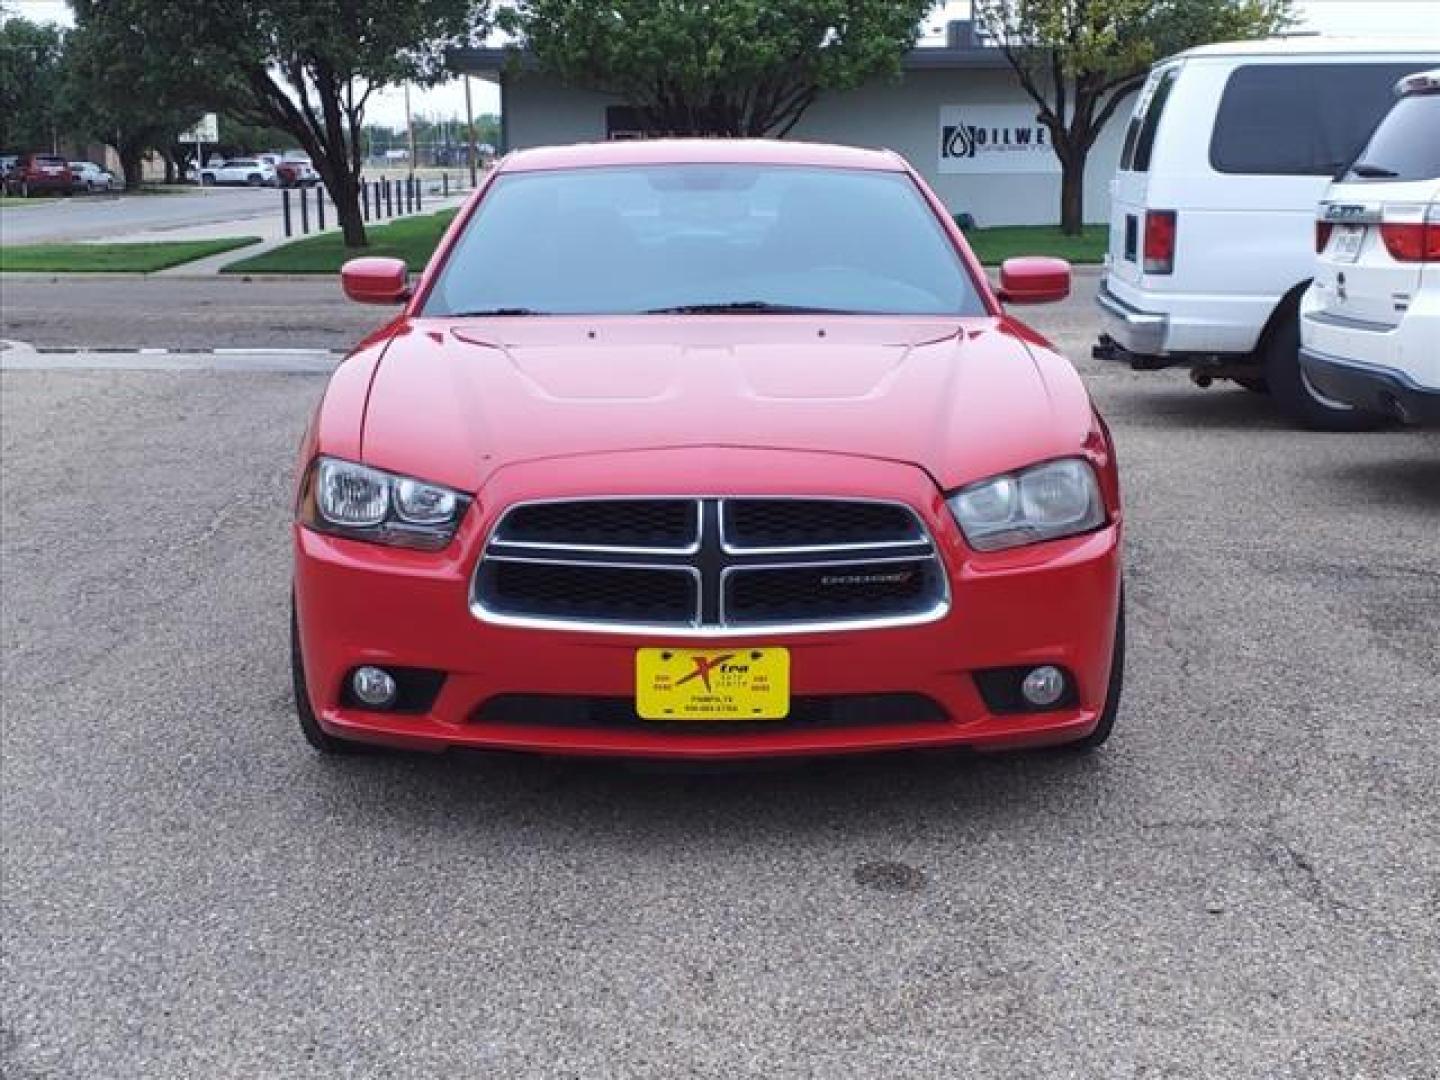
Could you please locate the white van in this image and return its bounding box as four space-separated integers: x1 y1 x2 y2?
1094 37 1440 429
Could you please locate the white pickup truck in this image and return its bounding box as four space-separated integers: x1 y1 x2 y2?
1094 37 1440 429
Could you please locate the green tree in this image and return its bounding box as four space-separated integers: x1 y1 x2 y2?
974 0 1293 233
204 0 489 245
501 0 932 138
64 2 216 187
0 17 66 152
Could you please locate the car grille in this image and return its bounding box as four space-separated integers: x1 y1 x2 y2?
471 497 948 634
473 693 947 733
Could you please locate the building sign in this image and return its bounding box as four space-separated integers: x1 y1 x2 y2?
938 105 1057 174
180 114 219 144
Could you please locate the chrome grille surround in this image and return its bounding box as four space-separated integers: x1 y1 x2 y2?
471 496 950 636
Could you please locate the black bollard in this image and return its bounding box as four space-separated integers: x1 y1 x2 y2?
316 185 325 230
282 188 292 237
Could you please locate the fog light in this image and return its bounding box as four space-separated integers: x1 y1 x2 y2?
351 666 398 709
1021 665 1067 708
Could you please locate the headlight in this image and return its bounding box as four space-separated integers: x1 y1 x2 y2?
947 458 1105 551
301 456 471 550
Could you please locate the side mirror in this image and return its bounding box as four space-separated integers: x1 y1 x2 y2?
996 256 1071 305
341 256 410 305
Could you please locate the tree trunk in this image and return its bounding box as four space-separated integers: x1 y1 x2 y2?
1058 153 1085 236
331 169 366 248
118 143 145 189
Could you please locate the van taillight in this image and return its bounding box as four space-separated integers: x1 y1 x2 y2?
1143 210 1176 275
1315 221 1334 253
1379 222 1440 262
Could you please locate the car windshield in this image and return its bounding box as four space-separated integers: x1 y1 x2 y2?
423 164 983 317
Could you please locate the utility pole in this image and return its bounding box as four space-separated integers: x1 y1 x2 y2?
404 83 416 173
464 74 478 188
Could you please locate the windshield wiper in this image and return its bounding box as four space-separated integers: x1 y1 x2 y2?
1348 162 1398 178
642 300 857 315
449 307 550 317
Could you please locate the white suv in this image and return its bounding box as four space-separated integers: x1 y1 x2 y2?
1301 70 1440 426
1094 37 1440 429
199 158 277 187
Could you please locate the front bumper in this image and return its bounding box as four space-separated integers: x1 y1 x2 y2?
294 457 1123 759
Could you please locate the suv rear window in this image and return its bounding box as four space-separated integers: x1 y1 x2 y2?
1344 92 1440 181
1210 63 1420 176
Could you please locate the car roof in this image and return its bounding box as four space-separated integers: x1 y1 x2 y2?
1173 35 1440 61
498 139 907 174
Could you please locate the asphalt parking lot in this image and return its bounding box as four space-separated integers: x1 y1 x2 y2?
2 277 1438 1077
0 188 280 245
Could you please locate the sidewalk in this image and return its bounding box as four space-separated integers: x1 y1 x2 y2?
181 192 469 275
97 188 471 276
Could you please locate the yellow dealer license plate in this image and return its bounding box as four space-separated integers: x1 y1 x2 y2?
635 648 790 721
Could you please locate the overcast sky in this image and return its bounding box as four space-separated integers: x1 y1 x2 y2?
6 0 1440 128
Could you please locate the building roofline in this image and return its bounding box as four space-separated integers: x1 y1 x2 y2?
449 44 1012 83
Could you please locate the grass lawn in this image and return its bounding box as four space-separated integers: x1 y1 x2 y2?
0 196 58 207
224 210 458 275
962 225 1107 265
0 236 261 273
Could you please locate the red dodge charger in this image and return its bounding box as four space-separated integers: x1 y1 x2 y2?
292 140 1124 759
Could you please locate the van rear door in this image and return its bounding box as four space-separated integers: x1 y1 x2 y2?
1107 62 1183 286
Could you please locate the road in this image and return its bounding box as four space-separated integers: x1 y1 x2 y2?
2 278 378 353
2 286 1439 1077
0 188 280 245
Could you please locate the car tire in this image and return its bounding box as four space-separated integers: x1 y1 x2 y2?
201 174 215 186
247 174 262 186
1060 593 1125 752
1265 308 1384 431
291 598 364 754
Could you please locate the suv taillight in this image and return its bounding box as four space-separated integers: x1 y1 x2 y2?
1378 204 1440 263
1379 221 1440 262
1143 210 1176 275
1315 221 1334 253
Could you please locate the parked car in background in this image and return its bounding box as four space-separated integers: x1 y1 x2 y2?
69 162 116 193
1301 69 1440 426
0 155 19 187
199 158 276 187
5 153 73 197
261 152 318 188
1094 37 1440 429
293 140 1125 759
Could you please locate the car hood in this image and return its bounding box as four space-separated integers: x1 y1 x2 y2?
358 316 1093 494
